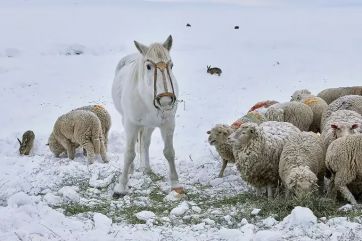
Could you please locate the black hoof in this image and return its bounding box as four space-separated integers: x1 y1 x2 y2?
113 192 126 199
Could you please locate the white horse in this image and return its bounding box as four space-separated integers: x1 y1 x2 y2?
112 35 183 198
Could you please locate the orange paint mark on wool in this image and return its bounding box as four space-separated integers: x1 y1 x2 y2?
303 97 319 106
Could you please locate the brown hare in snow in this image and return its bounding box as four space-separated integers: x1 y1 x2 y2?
18 130 35 155
207 65 222 76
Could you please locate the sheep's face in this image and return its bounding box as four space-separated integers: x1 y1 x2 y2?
227 123 257 146
48 133 65 156
207 125 232 146
331 123 359 139
290 89 311 101
286 167 318 197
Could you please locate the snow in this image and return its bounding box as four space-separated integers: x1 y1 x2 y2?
1 0 362 240
135 211 156 222
251 208 262 216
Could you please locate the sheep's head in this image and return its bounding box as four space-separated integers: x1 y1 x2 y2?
48 132 65 157
207 124 233 146
227 123 258 146
286 166 318 197
331 123 359 139
291 89 311 101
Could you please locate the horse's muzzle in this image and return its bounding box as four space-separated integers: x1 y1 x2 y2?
155 92 176 108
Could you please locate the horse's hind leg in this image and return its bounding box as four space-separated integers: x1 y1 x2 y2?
113 122 139 198
160 120 183 193
140 127 155 173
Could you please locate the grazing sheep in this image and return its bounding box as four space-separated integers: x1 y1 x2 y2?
291 89 328 132
317 86 362 104
279 132 325 198
325 133 362 204
17 130 35 155
227 121 300 198
207 124 235 177
265 101 313 131
320 110 362 151
50 110 108 163
320 95 362 131
230 111 266 129
248 100 279 113
74 105 111 149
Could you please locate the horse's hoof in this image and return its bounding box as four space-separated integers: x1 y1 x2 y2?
171 187 185 194
113 192 126 199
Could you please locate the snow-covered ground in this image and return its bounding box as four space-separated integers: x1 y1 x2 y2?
1 0 362 240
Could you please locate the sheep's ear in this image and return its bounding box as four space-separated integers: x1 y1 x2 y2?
352 124 359 129
207 130 211 134
17 138 22 145
331 124 338 129
134 41 149 55
163 35 173 51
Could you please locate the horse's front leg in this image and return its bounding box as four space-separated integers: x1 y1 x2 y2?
160 120 183 193
113 122 139 198
140 127 154 173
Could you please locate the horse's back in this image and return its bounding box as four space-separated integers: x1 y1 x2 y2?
115 53 138 75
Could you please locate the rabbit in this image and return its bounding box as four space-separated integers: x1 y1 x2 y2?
17 130 35 155
207 65 222 76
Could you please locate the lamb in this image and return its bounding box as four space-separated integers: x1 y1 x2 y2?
207 124 235 177
317 86 362 104
264 101 313 131
74 105 111 149
227 121 300 198
320 110 362 151
325 133 362 204
279 132 325 198
291 89 328 132
320 95 362 131
49 110 108 163
17 130 35 155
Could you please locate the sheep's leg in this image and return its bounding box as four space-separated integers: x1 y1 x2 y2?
267 184 273 199
317 172 325 195
255 187 262 196
99 137 109 163
327 174 337 199
335 171 357 204
113 122 139 198
160 120 182 193
57 135 75 160
218 159 228 178
83 141 96 164
140 127 154 173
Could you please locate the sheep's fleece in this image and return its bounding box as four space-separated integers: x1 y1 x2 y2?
317 86 362 104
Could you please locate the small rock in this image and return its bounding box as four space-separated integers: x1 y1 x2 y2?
170 201 189 217
224 215 232 222
251 208 261 215
192 206 201 213
135 211 156 222
281 206 317 229
262 217 278 227
203 218 215 225
240 218 248 225
320 217 327 222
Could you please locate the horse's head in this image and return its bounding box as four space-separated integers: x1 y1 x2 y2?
134 35 178 111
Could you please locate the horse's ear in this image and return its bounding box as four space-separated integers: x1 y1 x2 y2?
163 35 173 51
134 41 149 55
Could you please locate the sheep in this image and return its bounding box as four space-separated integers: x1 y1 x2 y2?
230 111 266 129
320 110 362 151
17 130 35 155
291 89 328 133
49 110 108 163
74 105 111 149
279 132 325 198
317 86 362 104
264 101 313 131
207 124 235 177
227 121 300 199
325 133 362 204
248 100 279 113
320 95 362 131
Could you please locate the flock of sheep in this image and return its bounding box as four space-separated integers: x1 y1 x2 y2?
207 86 362 204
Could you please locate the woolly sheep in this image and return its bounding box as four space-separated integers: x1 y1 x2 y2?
320 95 362 131
49 110 108 163
264 101 313 131
17 130 35 155
317 86 362 104
227 121 300 199
279 132 325 198
325 133 362 204
207 124 235 177
320 110 362 151
74 105 111 149
248 100 279 113
230 111 266 129
291 89 328 133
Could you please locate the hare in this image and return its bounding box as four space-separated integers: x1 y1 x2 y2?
207 65 222 76
17 130 35 155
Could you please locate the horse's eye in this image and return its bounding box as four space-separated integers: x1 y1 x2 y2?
146 64 151 70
